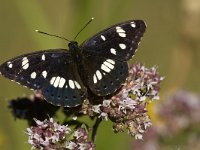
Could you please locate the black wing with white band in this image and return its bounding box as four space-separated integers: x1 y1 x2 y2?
80 20 146 95
0 49 87 107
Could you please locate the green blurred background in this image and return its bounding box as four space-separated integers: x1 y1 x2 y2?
0 0 200 150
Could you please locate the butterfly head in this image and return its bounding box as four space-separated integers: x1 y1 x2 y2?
68 41 78 51
68 41 81 61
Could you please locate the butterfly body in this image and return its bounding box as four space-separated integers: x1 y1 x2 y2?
68 41 82 63
0 20 146 107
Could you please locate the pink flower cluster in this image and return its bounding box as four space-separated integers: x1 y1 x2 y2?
27 118 95 150
85 63 163 139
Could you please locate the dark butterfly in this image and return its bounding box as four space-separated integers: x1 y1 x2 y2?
0 20 146 107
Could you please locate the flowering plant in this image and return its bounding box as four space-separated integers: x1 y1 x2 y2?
9 63 163 149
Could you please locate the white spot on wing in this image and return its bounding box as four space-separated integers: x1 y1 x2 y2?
22 57 29 70
119 43 126 49
50 77 56 85
93 74 97 84
42 70 47 78
116 26 126 37
103 61 114 69
116 26 125 32
131 21 136 28
23 64 29 70
101 35 106 41
101 64 111 73
96 70 102 80
9 64 13 68
106 59 115 64
69 80 75 89
54 76 61 87
7 62 13 68
74 81 81 89
110 48 116 55
42 54 45 61
30 72 37 79
119 33 126 37
58 77 66 88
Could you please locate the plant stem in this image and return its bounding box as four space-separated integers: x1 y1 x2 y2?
91 117 102 142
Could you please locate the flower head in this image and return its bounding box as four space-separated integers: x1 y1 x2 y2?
84 63 163 139
157 90 200 134
26 118 95 150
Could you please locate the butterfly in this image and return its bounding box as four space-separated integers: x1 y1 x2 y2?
0 20 146 107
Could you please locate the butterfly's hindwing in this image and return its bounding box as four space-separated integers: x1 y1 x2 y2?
0 50 87 107
80 20 146 61
80 54 128 96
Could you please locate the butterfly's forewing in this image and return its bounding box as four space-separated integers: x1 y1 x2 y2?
80 20 146 95
80 20 146 61
0 50 87 107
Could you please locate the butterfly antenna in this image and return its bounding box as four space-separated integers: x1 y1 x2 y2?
35 30 71 42
74 17 94 40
